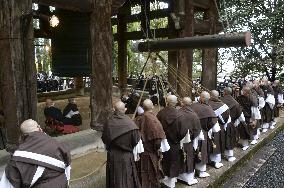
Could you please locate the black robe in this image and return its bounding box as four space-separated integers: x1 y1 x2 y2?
261 85 275 123
236 95 256 139
3 131 71 188
178 106 202 173
208 99 230 154
221 95 242 149
135 111 166 188
190 103 217 164
273 85 283 118
62 103 82 126
157 106 183 178
102 111 141 188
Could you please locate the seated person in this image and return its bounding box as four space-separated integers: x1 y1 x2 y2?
63 98 82 126
44 98 64 122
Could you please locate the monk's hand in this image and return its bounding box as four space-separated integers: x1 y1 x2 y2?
198 151 202 159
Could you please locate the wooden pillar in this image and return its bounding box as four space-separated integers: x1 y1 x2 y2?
90 0 113 130
141 0 151 39
0 0 37 152
201 2 218 90
74 77 84 96
177 0 194 97
168 0 178 91
117 6 128 91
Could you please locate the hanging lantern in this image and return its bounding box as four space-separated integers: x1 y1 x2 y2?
49 15 59 27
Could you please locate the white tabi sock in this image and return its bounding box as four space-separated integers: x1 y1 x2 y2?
225 149 234 159
240 139 249 150
178 172 198 185
162 176 177 188
262 123 269 132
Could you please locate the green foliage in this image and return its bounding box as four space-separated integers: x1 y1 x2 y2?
219 0 284 80
35 38 52 73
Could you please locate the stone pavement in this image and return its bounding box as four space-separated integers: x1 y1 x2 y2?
243 129 284 188
222 119 284 188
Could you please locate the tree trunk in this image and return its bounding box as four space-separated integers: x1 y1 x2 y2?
90 0 113 131
0 0 37 152
74 77 84 96
117 7 128 91
201 2 218 91
177 0 194 97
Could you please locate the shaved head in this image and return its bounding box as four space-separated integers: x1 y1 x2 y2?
45 98 54 107
200 91 210 104
262 77 268 86
211 90 219 99
114 101 126 113
143 99 154 111
253 80 259 87
167 95 178 107
246 82 253 89
223 87 232 95
181 97 192 107
274 80 280 85
242 86 251 95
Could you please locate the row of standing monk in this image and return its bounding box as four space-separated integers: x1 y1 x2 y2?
102 77 283 188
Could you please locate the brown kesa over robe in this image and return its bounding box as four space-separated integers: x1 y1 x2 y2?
3 131 71 188
208 98 230 154
190 103 217 164
178 106 202 173
157 106 182 178
102 111 141 188
135 111 166 188
221 95 242 149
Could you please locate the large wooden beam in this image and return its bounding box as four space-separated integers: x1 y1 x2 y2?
132 32 251 52
0 0 37 152
90 0 113 130
34 0 126 13
111 8 169 25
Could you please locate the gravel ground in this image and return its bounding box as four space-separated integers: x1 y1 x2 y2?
244 129 284 188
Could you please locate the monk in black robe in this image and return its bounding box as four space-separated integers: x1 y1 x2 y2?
177 97 202 185
157 95 180 188
190 91 217 178
63 98 82 126
260 78 275 132
236 86 258 150
208 90 230 168
221 87 243 161
102 101 142 188
44 98 64 122
252 80 265 140
272 80 283 123
135 99 167 188
0 119 71 187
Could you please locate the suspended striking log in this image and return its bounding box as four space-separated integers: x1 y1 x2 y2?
132 32 251 52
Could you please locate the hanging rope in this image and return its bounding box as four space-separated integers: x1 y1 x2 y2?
132 76 149 120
